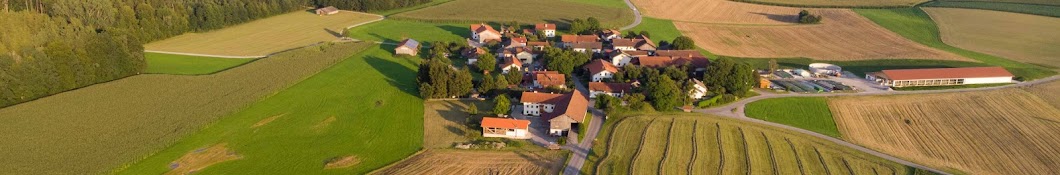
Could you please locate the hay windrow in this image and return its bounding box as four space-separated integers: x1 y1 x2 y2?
252 113 287 128
324 156 361 169
166 143 241 175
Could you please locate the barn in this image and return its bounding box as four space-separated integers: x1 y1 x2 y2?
394 39 420 56
866 67 1013 87
315 6 339 16
480 117 531 139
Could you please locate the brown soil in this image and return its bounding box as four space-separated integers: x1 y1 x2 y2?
252 114 286 128
165 143 241 175
324 156 361 169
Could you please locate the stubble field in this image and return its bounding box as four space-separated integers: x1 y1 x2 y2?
828 89 1060 175
144 11 381 57
924 8 1060 68
590 115 912 175
372 150 566 175
632 0 968 61
733 0 927 7
391 0 634 28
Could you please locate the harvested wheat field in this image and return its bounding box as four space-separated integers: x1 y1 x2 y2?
1023 80 1060 109
829 89 1060 174
372 150 565 175
925 8 1060 68
590 115 911 175
145 11 380 57
632 0 968 61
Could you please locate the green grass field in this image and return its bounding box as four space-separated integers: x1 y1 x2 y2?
390 0 634 29
625 17 682 47
371 0 456 16
584 114 916 175
346 20 467 43
853 8 1055 80
118 44 424 174
0 42 373 175
745 97 840 138
145 52 256 75
922 1 1060 17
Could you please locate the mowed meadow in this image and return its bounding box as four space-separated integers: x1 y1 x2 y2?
828 88 1060 174
118 44 425 174
631 0 967 61
144 52 257 75
145 11 381 56
391 0 634 28
924 8 1060 69
588 114 913 175
0 42 374 174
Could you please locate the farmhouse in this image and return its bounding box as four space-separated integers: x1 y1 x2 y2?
560 35 599 48
394 39 420 56
470 23 502 43
527 41 550 50
588 82 632 98
611 37 656 51
585 59 619 82
688 79 708 99
865 67 1014 87
535 23 557 37
463 47 487 65
609 51 634 67
315 6 339 16
500 47 535 64
636 50 710 71
600 29 623 41
481 117 532 139
532 71 566 89
571 42 603 53
520 90 589 136
500 56 523 74
506 36 528 48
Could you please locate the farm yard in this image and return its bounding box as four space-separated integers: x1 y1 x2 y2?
924 8 1060 69
828 89 1060 175
145 52 256 75
144 11 382 57
371 150 566 175
390 0 634 28
118 44 425 174
0 42 374 175
632 0 968 61
586 114 914 175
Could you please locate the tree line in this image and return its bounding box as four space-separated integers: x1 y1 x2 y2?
0 0 431 108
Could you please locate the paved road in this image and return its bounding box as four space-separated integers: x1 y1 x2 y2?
561 76 607 175
695 75 1059 175
618 0 643 30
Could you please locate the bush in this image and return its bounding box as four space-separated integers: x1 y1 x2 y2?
798 10 823 24
696 95 724 108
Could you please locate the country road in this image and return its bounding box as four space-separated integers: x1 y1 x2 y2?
618 0 643 30
694 75 1060 175
561 76 605 175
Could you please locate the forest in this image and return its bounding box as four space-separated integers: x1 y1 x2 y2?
0 0 429 108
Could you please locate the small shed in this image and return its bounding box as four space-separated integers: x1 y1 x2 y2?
395 39 420 56
315 6 339 16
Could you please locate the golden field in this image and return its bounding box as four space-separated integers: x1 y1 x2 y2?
925 8 1060 68
391 0 634 28
828 89 1060 174
145 11 380 56
631 0 968 61
372 150 565 175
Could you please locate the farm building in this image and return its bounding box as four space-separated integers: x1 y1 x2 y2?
531 71 566 89
588 82 632 98
470 23 502 43
688 79 708 99
520 90 589 136
315 6 339 16
535 23 557 37
809 63 842 76
866 67 1013 87
499 56 522 74
559 35 599 48
609 51 634 67
480 117 532 139
394 39 420 56
585 59 619 82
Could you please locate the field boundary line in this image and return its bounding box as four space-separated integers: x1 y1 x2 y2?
629 119 657 175
785 138 808 175
143 50 265 59
687 121 700 175
366 149 427 175
738 127 751 175
813 147 834 175
841 158 855 175
658 119 677 175
762 132 780 175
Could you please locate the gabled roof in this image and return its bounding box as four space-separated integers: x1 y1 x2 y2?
471 23 500 35
571 42 603 49
510 37 528 44
655 50 703 58
535 23 556 30
462 47 486 58
533 71 566 87
601 29 622 36
635 35 657 48
626 50 650 57
520 90 589 122
673 56 710 69
317 6 339 13
503 47 532 55
501 56 523 68
397 39 419 49
588 82 632 93
878 67 1013 80
561 35 599 43
481 117 531 129
585 59 619 74
527 41 551 48
610 50 631 57
636 56 676 68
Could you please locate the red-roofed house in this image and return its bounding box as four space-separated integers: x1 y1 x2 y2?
866 67 1013 87
560 35 599 48
612 38 657 51
588 82 633 98
519 90 589 136
600 29 622 41
535 23 557 37
500 56 523 74
585 59 620 82
609 51 635 67
532 71 566 89
571 42 603 53
507 36 528 48
471 23 502 43
481 117 531 139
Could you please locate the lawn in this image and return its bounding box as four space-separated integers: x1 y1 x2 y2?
144 11 382 56
346 20 467 44
745 97 840 138
625 17 682 46
390 0 634 29
0 42 374 175
370 0 456 16
854 8 1055 80
116 44 424 174
423 100 494 148
145 52 256 75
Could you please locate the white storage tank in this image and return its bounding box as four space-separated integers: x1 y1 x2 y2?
809 63 842 76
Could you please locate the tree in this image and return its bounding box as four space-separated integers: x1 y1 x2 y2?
479 74 496 94
543 47 590 75
504 71 522 86
798 10 822 24
702 57 756 97
647 75 682 111
495 74 510 89
638 31 651 38
623 93 646 110
625 31 639 38
662 66 688 82
467 103 479 115
493 94 512 116
594 94 622 114
768 59 778 74
448 68 474 97
569 18 587 34
474 52 496 73
670 36 696 50
586 17 601 33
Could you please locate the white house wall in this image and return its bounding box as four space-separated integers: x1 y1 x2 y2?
963 77 1012 84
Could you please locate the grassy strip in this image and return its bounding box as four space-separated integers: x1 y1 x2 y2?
578 111 593 142
745 97 841 138
346 20 467 44
625 17 683 46
894 83 1012 91
922 1 1060 17
145 52 256 75
853 8 1055 80
370 0 456 16
117 44 424 174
